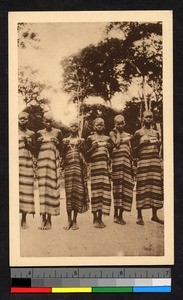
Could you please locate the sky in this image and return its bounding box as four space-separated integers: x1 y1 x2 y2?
18 22 153 125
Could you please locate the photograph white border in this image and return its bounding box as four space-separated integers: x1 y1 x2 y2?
9 10 173 266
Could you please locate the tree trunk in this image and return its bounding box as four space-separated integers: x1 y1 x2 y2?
79 110 84 138
142 75 148 111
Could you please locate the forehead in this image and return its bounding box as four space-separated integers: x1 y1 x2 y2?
70 122 79 127
95 120 104 125
144 112 153 117
19 113 28 119
44 117 52 122
115 118 125 123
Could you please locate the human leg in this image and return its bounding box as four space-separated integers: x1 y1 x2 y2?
63 210 72 230
44 213 52 230
119 208 126 225
72 210 79 230
151 208 164 224
21 212 29 229
98 210 106 228
113 207 120 224
38 213 46 230
136 208 144 225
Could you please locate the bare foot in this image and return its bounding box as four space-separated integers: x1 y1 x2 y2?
72 222 79 230
21 221 29 229
93 220 101 228
63 222 72 230
136 218 144 225
113 217 120 224
99 221 106 228
151 216 164 225
120 218 126 225
38 220 46 230
44 221 52 230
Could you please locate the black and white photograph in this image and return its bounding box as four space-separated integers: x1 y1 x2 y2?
9 11 173 266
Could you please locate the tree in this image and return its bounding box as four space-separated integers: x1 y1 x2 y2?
61 38 129 105
17 23 40 49
18 66 51 132
106 22 162 114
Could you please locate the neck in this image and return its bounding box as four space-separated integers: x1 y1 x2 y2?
70 133 78 138
19 125 26 131
144 124 151 129
95 131 103 136
118 129 123 134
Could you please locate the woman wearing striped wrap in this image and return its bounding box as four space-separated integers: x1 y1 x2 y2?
62 120 89 231
36 112 62 230
133 110 164 226
110 115 134 225
19 112 35 229
87 118 112 229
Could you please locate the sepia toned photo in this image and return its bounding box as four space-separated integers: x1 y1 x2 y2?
9 11 173 266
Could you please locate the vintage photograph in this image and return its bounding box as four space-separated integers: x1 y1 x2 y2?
9 11 173 266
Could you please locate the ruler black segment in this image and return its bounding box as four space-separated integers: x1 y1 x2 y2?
11 278 31 287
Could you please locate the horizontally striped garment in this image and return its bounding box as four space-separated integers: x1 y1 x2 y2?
90 143 111 215
37 138 60 215
136 136 163 209
64 142 89 213
112 135 133 211
19 135 35 214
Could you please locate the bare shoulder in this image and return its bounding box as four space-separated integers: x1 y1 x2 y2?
37 129 44 134
52 128 61 134
79 137 85 142
27 129 35 136
134 129 142 136
63 137 69 143
109 130 115 137
152 129 159 136
124 131 131 137
103 135 110 141
87 135 94 141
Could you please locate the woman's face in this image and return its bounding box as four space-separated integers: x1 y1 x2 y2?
19 115 28 127
70 123 79 134
44 118 52 130
143 112 153 125
115 119 125 131
94 120 105 132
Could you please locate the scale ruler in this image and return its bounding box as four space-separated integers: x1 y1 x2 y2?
11 267 171 293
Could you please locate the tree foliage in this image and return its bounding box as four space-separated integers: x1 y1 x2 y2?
18 66 52 132
17 23 40 49
61 38 129 108
106 22 163 109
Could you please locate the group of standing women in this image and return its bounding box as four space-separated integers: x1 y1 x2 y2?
19 109 164 231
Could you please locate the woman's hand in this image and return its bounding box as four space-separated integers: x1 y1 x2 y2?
24 136 31 145
140 136 150 145
91 141 98 150
51 137 59 145
37 137 43 143
106 142 111 149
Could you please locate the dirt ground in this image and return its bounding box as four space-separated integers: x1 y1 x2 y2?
20 182 164 257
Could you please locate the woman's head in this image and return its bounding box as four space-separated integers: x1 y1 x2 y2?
18 111 29 127
93 117 105 133
43 112 53 130
143 110 153 126
114 115 125 132
69 119 80 135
